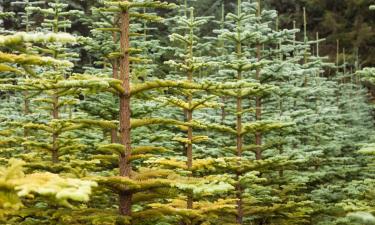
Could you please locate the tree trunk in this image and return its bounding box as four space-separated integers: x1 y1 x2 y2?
52 94 59 163
187 108 193 209
111 129 118 143
221 96 226 124
236 95 243 157
186 66 193 212
186 13 194 212
236 176 244 224
52 133 59 163
255 96 262 160
119 7 132 216
24 91 29 150
236 38 243 224
255 27 262 160
111 24 119 144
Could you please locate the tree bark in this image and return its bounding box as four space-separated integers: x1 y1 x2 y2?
187 108 193 209
236 175 244 224
236 37 244 224
186 12 194 212
52 94 59 163
24 91 29 150
119 7 132 216
111 21 119 144
255 96 262 160
186 70 193 211
221 96 226 124
255 25 262 161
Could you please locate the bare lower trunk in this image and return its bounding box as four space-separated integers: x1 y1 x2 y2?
236 176 244 224
119 191 133 216
111 129 118 143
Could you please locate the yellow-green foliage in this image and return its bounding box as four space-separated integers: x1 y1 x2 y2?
0 64 21 74
0 52 73 67
16 173 97 207
0 32 77 47
103 1 176 12
149 198 237 223
0 159 97 212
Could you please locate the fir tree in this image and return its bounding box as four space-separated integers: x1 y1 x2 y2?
1 1 375 224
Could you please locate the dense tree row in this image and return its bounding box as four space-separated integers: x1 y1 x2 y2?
2 0 375 68
173 0 375 68
0 1 374 225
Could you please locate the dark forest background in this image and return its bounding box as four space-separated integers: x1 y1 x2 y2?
192 0 375 68
2 0 373 67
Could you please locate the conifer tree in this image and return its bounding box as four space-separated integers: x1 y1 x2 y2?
86 1 271 224
152 6 238 224
99 1 174 218
0 31 121 224
1 1 375 224
291 9 375 223
213 1 294 223
11 0 43 32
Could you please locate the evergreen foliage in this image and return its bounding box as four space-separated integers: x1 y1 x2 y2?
0 0 374 225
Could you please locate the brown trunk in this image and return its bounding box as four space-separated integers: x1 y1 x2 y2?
186 68 193 210
187 193 193 210
111 26 119 144
236 177 244 224
24 91 29 150
255 96 262 160
187 108 193 210
236 38 243 157
255 133 262 160
183 109 188 156
236 95 243 157
119 7 132 216
221 96 226 124
52 94 59 163
119 193 132 216
186 109 193 170
236 87 243 224
111 129 118 143
112 19 119 80
24 92 30 115
279 101 284 177
255 32 262 160
236 38 243 223
186 11 194 212
279 143 284 177
52 94 59 119
52 133 59 163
